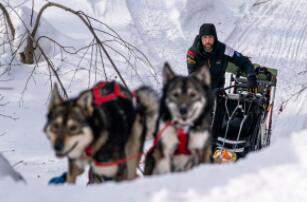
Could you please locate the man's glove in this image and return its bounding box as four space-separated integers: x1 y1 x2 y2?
247 75 258 94
48 172 67 185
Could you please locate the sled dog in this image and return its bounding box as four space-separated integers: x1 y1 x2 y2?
144 63 213 175
44 81 158 183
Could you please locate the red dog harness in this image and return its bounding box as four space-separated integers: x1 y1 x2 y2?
174 127 191 155
92 81 130 106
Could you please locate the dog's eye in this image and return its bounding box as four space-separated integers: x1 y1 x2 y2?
189 92 197 98
69 125 79 134
172 92 180 98
51 123 60 131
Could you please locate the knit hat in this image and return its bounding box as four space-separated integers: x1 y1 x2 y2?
199 23 218 40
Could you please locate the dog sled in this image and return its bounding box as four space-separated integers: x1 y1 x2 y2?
211 63 277 163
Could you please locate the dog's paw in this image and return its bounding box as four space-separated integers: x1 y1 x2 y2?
153 158 171 175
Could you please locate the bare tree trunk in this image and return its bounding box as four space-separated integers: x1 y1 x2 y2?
18 2 51 65
20 35 34 64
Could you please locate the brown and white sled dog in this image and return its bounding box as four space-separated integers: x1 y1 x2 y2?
44 81 158 183
144 63 213 175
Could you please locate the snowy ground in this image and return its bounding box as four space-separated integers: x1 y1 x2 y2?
1 0 307 201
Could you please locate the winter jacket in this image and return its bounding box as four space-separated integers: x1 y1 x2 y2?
187 35 256 89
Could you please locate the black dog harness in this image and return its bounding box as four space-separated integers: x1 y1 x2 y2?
85 81 134 166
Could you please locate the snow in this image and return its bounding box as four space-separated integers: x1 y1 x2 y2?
1 0 307 201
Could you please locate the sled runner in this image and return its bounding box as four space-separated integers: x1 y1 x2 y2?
211 63 277 163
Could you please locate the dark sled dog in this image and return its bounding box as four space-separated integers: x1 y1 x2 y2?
144 63 213 175
44 81 158 183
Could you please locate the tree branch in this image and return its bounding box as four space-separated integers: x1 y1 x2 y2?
0 3 15 39
30 2 130 90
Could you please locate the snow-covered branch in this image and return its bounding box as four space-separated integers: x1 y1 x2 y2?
0 1 159 99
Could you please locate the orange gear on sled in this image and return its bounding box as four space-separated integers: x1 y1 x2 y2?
213 149 237 163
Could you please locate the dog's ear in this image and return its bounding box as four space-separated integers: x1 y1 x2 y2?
48 83 63 112
163 62 176 85
192 66 211 86
76 90 94 115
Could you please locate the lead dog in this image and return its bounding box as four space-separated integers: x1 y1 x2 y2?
44 81 158 183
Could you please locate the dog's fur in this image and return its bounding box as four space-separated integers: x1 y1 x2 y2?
44 82 158 183
144 63 213 175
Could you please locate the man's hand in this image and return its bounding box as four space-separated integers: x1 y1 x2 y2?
248 87 258 94
247 75 258 94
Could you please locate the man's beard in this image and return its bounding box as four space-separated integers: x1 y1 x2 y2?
204 44 213 53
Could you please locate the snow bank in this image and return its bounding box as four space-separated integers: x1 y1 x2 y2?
1 131 307 202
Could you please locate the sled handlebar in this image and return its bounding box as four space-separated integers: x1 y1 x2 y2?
214 85 265 103
214 84 248 94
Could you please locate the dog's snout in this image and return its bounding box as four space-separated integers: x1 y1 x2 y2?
54 139 64 151
179 107 188 116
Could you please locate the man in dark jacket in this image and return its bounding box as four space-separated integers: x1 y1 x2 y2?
187 23 258 92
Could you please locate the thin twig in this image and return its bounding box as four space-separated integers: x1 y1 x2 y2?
68 38 95 90
98 44 107 80
253 0 272 7
12 160 24 167
19 57 38 106
30 0 34 26
88 39 95 88
0 87 13 90
94 42 98 83
0 113 18 120
279 85 307 112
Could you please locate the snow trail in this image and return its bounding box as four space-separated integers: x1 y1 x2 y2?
126 0 187 73
226 0 307 99
225 0 307 138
